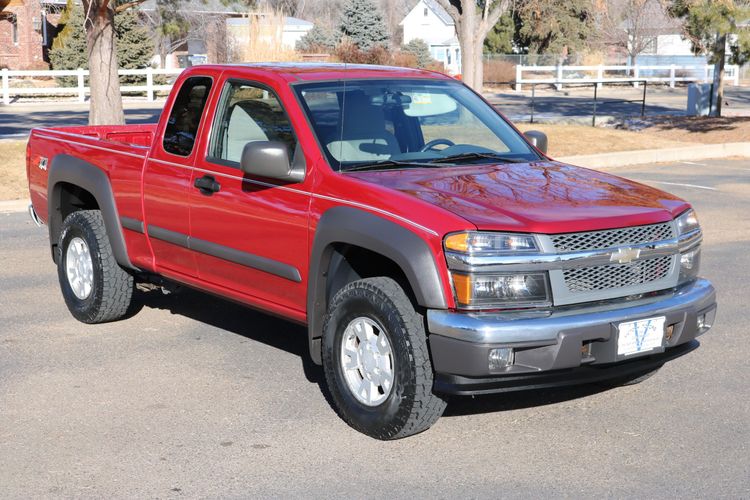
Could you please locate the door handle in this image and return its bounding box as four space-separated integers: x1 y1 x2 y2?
194 175 220 195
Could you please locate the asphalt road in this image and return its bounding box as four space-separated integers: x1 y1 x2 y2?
1 159 748 498
0 102 163 138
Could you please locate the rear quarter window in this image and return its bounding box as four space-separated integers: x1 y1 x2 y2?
163 76 213 157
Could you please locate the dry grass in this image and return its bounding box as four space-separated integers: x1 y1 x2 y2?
0 140 28 201
515 123 693 157
627 116 750 144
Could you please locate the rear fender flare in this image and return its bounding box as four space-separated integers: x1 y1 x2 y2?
307 206 447 364
47 154 135 270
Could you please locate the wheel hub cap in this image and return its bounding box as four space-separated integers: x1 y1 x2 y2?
65 236 94 300
340 317 394 407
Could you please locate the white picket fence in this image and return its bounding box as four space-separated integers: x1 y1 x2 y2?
1 64 744 103
0 67 184 105
514 63 741 91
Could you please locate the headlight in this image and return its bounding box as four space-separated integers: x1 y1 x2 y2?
676 209 702 284
445 232 539 255
445 232 549 309
451 272 551 309
676 209 700 235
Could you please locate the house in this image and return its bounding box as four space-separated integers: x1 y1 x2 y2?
226 14 313 53
400 0 460 75
0 0 64 70
139 0 314 68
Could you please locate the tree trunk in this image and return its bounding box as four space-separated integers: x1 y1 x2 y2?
712 33 726 117
157 33 167 69
458 7 478 90
83 0 125 125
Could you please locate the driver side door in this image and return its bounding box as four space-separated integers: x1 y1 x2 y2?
189 79 312 318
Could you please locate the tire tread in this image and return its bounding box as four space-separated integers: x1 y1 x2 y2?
59 210 134 323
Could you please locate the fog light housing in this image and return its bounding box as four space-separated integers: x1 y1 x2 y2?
489 348 514 370
678 247 701 284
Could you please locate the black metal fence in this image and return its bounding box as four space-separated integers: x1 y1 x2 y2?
487 80 651 127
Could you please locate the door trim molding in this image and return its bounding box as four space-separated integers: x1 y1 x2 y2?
145 223 302 283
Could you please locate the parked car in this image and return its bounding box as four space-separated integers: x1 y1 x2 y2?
26 63 717 440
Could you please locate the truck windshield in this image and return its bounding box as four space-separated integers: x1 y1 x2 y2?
293 79 541 172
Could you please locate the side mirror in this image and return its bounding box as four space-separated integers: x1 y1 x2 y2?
524 130 548 155
240 141 306 183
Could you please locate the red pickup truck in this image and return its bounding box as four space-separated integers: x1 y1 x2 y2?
27 63 716 440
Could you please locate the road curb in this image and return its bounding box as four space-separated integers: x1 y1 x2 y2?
558 142 750 169
0 199 29 213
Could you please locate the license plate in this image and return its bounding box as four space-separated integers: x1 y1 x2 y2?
617 316 666 356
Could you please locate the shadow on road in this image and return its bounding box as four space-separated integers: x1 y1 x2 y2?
442 384 614 417
134 285 627 419
489 92 682 121
133 286 325 387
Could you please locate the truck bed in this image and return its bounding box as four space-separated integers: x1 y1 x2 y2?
27 124 156 227
37 124 157 148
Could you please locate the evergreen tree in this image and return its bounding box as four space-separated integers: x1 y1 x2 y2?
296 24 339 52
115 9 155 78
49 2 154 87
667 0 750 116
48 1 87 86
484 13 516 54
516 0 595 56
338 0 390 50
402 38 433 68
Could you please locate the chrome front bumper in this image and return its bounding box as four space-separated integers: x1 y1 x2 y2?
427 278 717 381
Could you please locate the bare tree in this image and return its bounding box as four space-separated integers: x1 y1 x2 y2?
434 0 512 90
601 0 665 63
140 7 227 68
83 0 125 125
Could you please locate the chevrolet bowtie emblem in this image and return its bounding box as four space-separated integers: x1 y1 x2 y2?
610 247 641 264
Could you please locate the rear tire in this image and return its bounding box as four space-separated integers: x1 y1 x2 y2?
56 210 135 323
322 277 446 440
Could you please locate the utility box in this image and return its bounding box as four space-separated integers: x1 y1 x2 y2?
687 83 713 116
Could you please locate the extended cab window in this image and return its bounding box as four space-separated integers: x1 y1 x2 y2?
163 76 212 157
209 81 297 165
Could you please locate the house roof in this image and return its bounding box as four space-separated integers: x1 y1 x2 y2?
139 0 246 14
424 0 453 25
401 0 454 26
226 16 313 27
285 16 313 26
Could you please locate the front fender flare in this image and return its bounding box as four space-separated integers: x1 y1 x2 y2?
307 206 447 364
47 154 135 270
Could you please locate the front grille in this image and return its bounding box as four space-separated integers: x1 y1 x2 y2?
563 255 673 293
550 222 675 252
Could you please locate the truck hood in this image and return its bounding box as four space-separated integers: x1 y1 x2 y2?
347 161 689 233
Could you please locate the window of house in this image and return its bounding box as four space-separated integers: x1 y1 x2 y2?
423 7 428 16
208 80 297 166
162 76 213 157
11 14 18 45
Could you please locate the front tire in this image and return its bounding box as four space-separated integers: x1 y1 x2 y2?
322 277 446 440
56 210 135 323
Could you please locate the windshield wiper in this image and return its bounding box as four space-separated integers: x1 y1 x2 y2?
427 152 528 165
344 159 443 172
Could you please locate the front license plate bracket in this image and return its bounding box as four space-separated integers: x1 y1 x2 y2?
617 316 666 357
